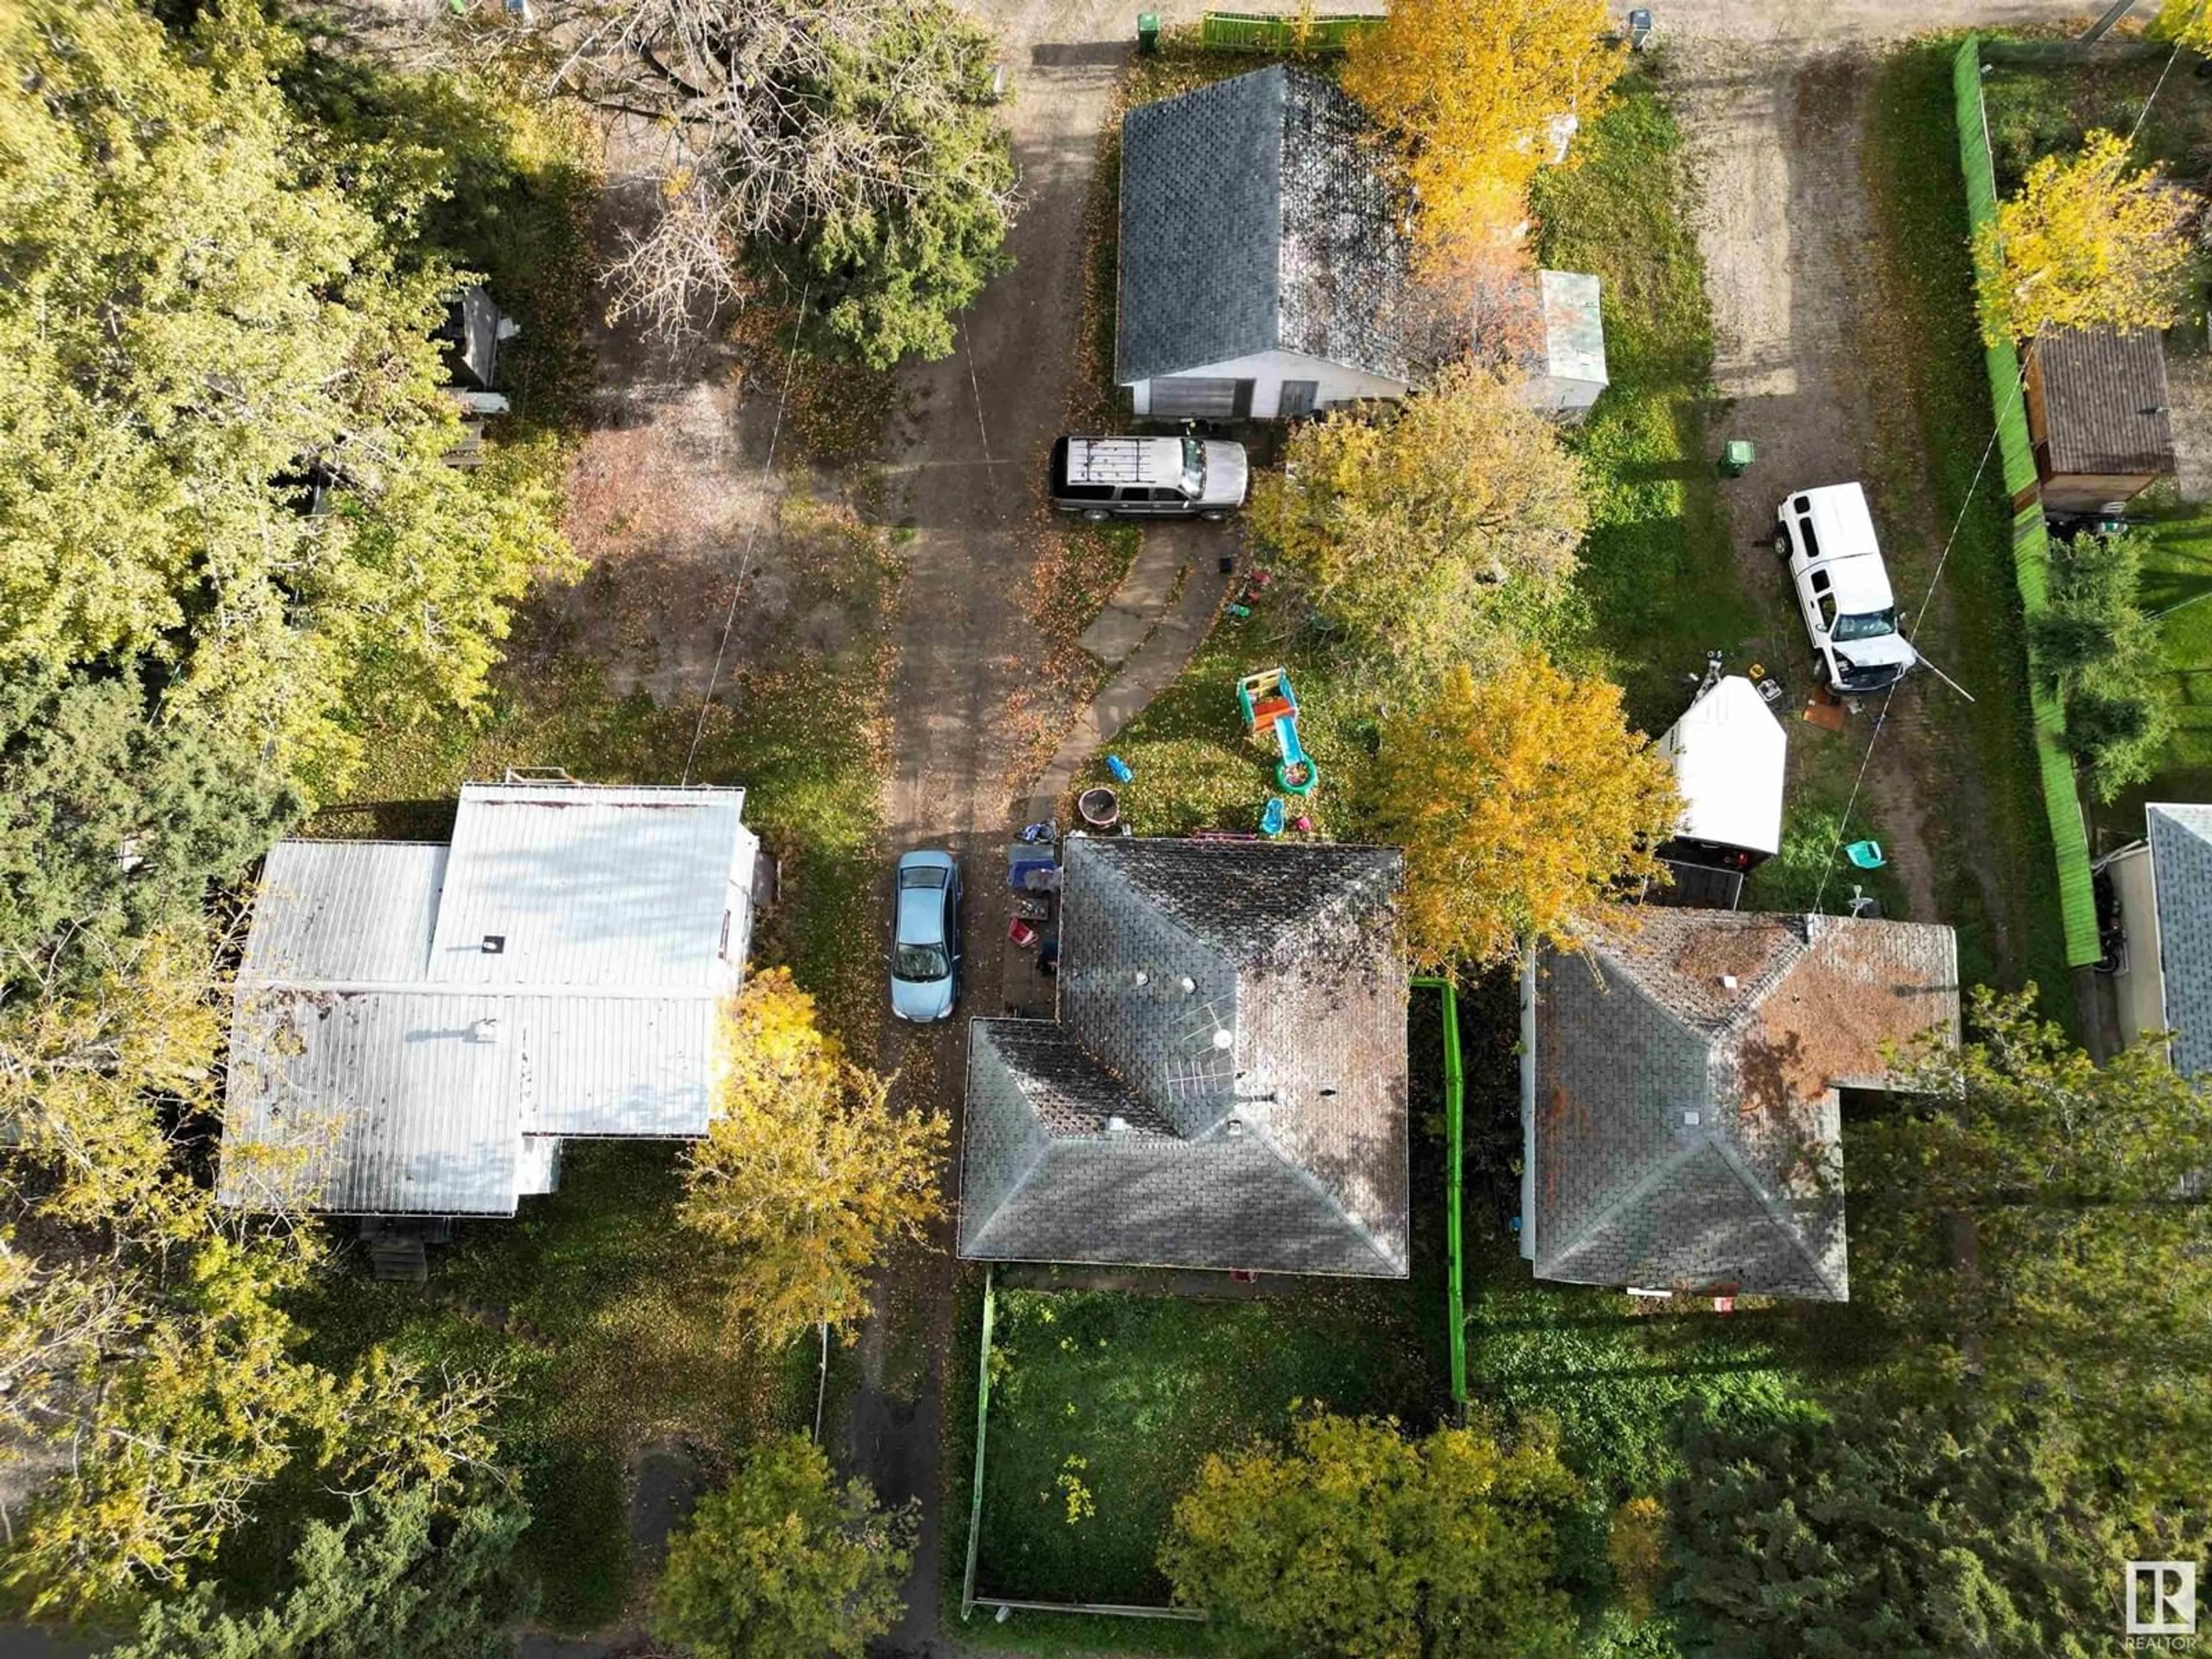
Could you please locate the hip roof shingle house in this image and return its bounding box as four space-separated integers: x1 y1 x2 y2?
1117 66 1416 422
1521 910 1959 1301
2106 803 2212 1073
960 837 1409 1276
218 781 760 1217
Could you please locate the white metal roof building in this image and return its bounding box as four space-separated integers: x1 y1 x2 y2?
1521 271 1609 421
1661 676 1787 863
219 782 760 1217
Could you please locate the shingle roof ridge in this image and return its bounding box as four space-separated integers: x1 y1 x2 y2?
959 1021 1059 1253
1233 1113 1404 1273
1706 1135 1846 1299
1536 1140 1703 1278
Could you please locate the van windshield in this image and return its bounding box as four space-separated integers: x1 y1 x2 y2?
1834 607 1897 643
1181 437 1204 497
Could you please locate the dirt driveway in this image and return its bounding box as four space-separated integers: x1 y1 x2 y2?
847 2 1135 1650
842 2 2113 1652
1666 3 2084 942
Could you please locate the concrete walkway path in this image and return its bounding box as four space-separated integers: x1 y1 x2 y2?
1028 552 1230 822
1075 533 1186 665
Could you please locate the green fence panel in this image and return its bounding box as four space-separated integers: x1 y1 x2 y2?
959 1267 995 1621
1951 35 2103 968
1411 976 1467 1406
1199 11 1382 51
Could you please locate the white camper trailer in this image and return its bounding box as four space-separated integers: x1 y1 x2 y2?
1658 676 1786 904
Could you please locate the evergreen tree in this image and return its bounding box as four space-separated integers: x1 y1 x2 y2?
1853 988 2212 1498
106 1481 532 1659
1673 1397 2207 1659
0 669 296 978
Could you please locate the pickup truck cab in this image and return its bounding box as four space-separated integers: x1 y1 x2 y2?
1775 483 1917 693
1048 435 1248 522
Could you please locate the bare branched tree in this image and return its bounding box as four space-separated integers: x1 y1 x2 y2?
478 0 1017 353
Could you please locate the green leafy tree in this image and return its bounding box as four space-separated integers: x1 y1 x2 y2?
0 670 296 982
1255 365 1588 688
536 0 1016 366
1157 1412 1582 1659
0 927 507 1621
1851 987 2212 1497
105 1480 532 1659
651 1434 914 1659
1673 1396 2208 1659
0 0 570 801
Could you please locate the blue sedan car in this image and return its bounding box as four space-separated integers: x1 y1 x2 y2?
891 850 962 1022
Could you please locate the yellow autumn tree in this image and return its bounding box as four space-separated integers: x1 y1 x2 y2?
1363 654 1678 969
1975 130 2198 346
681 968 945 1341
1343 0 1624 272
2155 0 2212 51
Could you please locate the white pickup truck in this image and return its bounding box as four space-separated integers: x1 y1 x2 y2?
1775 483 1918 694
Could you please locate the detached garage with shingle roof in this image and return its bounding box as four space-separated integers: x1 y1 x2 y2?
1116 65 1416 421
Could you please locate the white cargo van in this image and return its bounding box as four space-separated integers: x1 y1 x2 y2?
1774 483 1917 693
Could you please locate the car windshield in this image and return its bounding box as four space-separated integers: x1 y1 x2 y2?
1833 607 1897 643
893 942 950 982
1180 437 1204 497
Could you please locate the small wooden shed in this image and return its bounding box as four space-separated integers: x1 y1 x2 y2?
2024 325 2176 513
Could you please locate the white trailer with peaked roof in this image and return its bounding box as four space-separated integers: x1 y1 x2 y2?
1658 676 1786 894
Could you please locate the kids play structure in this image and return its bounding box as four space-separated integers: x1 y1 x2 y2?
1237 666 1320 797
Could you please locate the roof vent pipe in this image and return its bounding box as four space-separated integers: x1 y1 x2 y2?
471 1017 501 1044
1134 970 1149 987
1180 975 1196 994
1212 1028 1233 1051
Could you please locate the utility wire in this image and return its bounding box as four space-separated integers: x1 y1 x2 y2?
2128 42 2186 147
1811 393 2010 916
682 282 810 787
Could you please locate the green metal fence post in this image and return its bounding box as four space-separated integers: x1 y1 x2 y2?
1949 34 2103 970
959 1267 995 1620
1412 976 1468 1407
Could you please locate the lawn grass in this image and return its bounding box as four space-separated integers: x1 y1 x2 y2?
293 491 899 1627
1077 589 1378 838
1532 70 1758 733
1976 47 2212 838
974 1285 1444 1609
1860 42 2077 1003
1980 46 2212 195
278 1145 815 1628
2128 495 2212 820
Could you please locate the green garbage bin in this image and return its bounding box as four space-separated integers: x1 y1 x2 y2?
1720 438 1756 478
1137 11 1159 51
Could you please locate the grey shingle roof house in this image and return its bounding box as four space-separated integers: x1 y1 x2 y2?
1521 910 1959 1301
960 837 1409 1275
2107 803 2212 1073
1117 66 1415 421
219 781 760 1218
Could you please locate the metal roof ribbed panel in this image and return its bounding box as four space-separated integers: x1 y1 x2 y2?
517 994 720 1137
241 842 447 983
429 783 753 990
219 989 522 1215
